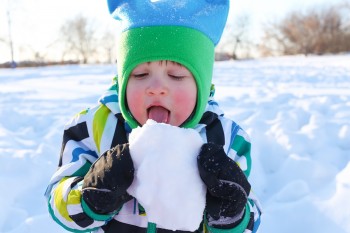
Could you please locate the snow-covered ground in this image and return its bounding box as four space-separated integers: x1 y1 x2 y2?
0 54 349 233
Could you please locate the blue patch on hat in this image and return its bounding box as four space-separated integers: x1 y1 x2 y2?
107 0 229 45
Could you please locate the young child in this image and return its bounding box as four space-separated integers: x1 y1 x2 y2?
45 1 262 233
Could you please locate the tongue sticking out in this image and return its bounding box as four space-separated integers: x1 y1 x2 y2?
148 106 169 123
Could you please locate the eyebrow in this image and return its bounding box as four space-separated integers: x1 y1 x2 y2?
146 60 183 67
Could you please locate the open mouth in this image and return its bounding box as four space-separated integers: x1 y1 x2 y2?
147 106 170 123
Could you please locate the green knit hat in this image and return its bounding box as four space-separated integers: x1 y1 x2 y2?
108 1 229 128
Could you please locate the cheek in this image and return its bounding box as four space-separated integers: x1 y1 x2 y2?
126 84 144 121
173 88 197 118
174 91 196 107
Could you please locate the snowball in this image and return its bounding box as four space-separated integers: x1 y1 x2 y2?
127 120 206 231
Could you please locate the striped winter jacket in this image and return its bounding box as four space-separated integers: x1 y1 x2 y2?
45 81 262 233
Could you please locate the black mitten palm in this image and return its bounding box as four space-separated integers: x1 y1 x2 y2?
197 143 251 225
82 144 134 215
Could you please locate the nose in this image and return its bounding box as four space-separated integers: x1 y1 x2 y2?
147 78 168 96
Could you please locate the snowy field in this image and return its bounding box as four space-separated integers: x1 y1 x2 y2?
0 54 349 233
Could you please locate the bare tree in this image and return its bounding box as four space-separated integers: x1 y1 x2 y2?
5 2 16 67
261 3 350 56
219 14 252 59
98 31 116 64
59 15 98 64
340 1 350 51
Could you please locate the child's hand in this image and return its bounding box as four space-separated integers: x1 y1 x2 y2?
197 143 251 226
82 144 134 214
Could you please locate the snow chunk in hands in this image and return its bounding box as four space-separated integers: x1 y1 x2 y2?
127 120 206 231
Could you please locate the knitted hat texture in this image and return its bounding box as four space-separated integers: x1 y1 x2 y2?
107 0 229 128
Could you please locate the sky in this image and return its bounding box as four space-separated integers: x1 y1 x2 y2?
0 0 348 63
0 54 349 232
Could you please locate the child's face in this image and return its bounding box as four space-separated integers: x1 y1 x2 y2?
126 61 197 126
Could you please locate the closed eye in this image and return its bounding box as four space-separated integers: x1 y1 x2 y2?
131 73 148 78
169 74 186 80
